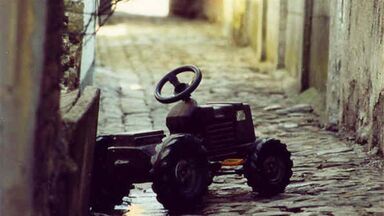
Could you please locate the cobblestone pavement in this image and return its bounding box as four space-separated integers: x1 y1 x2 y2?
94 13 384 216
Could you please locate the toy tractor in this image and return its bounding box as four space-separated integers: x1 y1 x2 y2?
90 65 293 212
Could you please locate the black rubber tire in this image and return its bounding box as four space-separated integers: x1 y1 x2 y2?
244 138 293 196
151 134 209 210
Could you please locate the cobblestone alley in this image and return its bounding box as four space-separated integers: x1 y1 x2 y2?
94 13 384 216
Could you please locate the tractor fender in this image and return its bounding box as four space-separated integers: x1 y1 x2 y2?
254 137 283 151
107 145 156 183
151 133 206 174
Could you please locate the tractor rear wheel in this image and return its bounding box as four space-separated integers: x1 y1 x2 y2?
244 138 293 196
151 134 209 210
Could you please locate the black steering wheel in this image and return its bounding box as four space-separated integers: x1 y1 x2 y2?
155 65 202 104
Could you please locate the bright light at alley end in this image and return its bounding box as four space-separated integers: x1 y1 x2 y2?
116 0 170 17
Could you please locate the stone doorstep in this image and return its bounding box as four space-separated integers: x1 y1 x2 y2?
60 89 80 114
60 86 101 216
62 86 100 122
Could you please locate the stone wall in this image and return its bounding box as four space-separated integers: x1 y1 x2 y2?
202 0 286 67
245 0 264 60
231 0 249 45
80 0 99 88
203 0 330 89
284 0 308 91
202 0 225 23
212 0 251 45
277 0 288 68
263 0 280 64
62 0 84 91
327 0 384 153
271 0 329 92
61 0 98 91
308 0 330 93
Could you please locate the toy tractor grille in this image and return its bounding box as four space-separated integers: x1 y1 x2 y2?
204 121 236 150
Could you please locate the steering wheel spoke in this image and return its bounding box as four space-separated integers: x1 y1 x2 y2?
168 73 181 87
154 65 202 104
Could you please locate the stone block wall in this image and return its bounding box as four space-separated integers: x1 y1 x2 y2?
61 0 98 91
62 0 85 91
327 0 384 153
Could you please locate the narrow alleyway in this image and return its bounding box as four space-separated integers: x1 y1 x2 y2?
94 12 384 216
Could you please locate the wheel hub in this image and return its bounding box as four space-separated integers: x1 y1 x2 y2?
175 160 194 184
263 156 286 183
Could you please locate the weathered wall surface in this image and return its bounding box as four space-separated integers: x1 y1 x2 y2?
203 0 250 45
202 0 262 56
277 0 288 68
245 0 284 66
280 0 330 94
231 0 249 45
284 0 307 91
62 0 84 91
80 0 98 88
245 0 264 61
308 0 330 93
202 0 225 23
32 1 66 215
0 1 47 215
0 0 70 215
263 0 280 65
327 0 384 153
